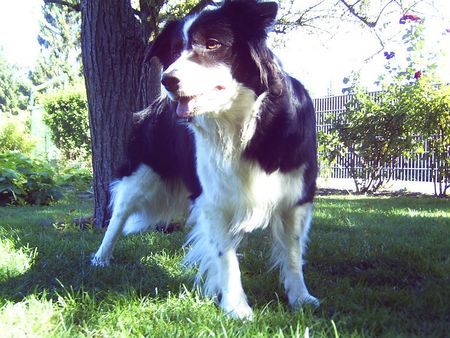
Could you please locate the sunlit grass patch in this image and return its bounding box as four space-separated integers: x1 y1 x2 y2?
0 237 37 280
0 295 58 338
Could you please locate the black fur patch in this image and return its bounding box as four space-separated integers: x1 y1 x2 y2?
117 98 201 200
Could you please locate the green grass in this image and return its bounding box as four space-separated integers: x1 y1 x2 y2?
0 194 449 337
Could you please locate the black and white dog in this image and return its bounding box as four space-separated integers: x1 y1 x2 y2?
92 0 318 319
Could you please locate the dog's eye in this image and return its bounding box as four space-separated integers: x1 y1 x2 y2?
205 38 221 50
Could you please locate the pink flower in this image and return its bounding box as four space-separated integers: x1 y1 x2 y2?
400 14 421 24
414 70 422 79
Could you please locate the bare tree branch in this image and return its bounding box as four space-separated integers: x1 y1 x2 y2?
339 0 397 28
339 0 377 27
274 0 328 34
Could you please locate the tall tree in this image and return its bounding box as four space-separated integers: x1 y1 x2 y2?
0 51 30 114
31 2 82 90
276 0 432 57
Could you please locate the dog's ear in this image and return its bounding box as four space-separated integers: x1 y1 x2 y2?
144 20 182 68
254 1 278 29
225 0 278 33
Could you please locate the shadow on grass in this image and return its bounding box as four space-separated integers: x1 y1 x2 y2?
0 197 193 305
0 194 449 335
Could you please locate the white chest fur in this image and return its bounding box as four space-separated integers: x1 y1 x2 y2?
190 90 306 233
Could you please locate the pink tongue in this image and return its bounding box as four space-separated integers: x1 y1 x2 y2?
176 97 194 118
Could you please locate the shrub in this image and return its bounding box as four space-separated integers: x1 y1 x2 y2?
0 152 63 205
400 79 450 196
0 115 35 155
332 87 417 193
43 87 91 161
330 78 449 194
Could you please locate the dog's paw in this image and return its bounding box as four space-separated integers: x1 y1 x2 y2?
289 293 320 309
90 253 112 267
221 299 254 321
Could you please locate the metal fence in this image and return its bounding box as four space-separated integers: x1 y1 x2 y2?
313 93 440 183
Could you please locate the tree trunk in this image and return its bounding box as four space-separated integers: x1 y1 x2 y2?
81 0 145 228
80 0 209 228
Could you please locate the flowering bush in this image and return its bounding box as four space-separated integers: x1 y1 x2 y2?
384 51 395 60
322 13 450 195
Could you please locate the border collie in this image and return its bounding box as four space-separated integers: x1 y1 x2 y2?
91 0 319 319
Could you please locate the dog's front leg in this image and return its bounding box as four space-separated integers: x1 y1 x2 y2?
216 245 253 320
185 207 253 320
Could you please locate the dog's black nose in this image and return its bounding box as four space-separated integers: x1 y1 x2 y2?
161 74 180 92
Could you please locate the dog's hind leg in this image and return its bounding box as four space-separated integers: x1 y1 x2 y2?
91 164 190 267
91 203 132 267
90 176 138 267
271 203 319 308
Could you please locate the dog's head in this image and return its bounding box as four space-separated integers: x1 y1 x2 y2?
147 0 278 120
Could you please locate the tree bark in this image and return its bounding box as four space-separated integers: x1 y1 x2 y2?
81 0 145 228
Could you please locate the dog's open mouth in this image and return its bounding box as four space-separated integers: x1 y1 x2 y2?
175 86 227 120
176 95 197 119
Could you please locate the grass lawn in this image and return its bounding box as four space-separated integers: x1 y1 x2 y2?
0 193 449 337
